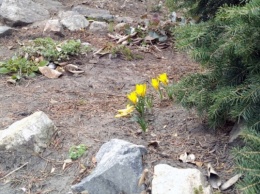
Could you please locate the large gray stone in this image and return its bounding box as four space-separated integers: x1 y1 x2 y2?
59 11 89 31
34 0 64 12
0 25 13 37
89 21 108 33
0 0 50 26
43 19 64 36
71 139 147 194
0 111 57 153
152 164 212 194
72 5 114 21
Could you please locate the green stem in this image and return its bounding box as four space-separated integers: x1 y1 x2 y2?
158 89 163 100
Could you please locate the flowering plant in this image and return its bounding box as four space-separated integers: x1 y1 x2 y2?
151 73 174 100
116 83 152 132
116 73 173 132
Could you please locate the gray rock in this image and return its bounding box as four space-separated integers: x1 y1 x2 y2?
43 19 64 36
72 5 114 21
152 164 212 194
71 139 147 194
0 111 57 153
34 0 64 13
89 21 108 33
0 25 13 37
0 0 50 26
59 11 89 31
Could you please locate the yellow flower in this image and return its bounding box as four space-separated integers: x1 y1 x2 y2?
115 104 135 118
151 78 160 91
127 91 138 104
135 84 147 97
158 73 169 85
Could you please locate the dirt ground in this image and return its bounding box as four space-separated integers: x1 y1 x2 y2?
0 0 237 194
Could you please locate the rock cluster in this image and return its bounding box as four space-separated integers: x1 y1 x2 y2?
0 0 121 37
0 111 214 193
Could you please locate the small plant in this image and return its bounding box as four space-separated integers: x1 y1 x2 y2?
0 37 91 82
111 45 138 61
69 144 87 160
108 22 115 33
193 185 204 194
151 1 163 12
21 37 90 61
0 56 47 81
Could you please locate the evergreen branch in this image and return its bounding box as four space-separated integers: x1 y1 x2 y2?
239 180 260 191
235 166 260 173
241 133 260 144
235 151 260 167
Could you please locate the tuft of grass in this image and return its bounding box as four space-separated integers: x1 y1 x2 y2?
111 45 142 61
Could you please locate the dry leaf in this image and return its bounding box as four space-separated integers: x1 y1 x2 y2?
207 163 222 189
56 46 62 52
80 163 86 170
92 156 97 165
179 152 196 163
7 78 16 84
56 66 65 73
195 161 203 167
148 140 160 148
64 64 84 74
141 14 148 19
59 62 68 66
138 169 149 186
51 167 55 173
64 159 72 163
220 174 242 191
62 159 72 170
50 99 58 104
62 162 66 170
39 66 62 79
79 168 86 173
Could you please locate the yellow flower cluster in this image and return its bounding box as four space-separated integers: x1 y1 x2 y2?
115 84 147 117
158 73 169 86
135 84 147 97
127 84 147 104
151 73 168 90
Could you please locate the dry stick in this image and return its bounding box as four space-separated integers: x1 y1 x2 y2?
0 162 29 180
117 32 137 44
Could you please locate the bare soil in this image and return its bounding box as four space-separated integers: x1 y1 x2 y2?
0 1 236 194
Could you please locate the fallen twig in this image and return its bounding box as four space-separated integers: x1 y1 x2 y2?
117 32 137 44
0 162 28 180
